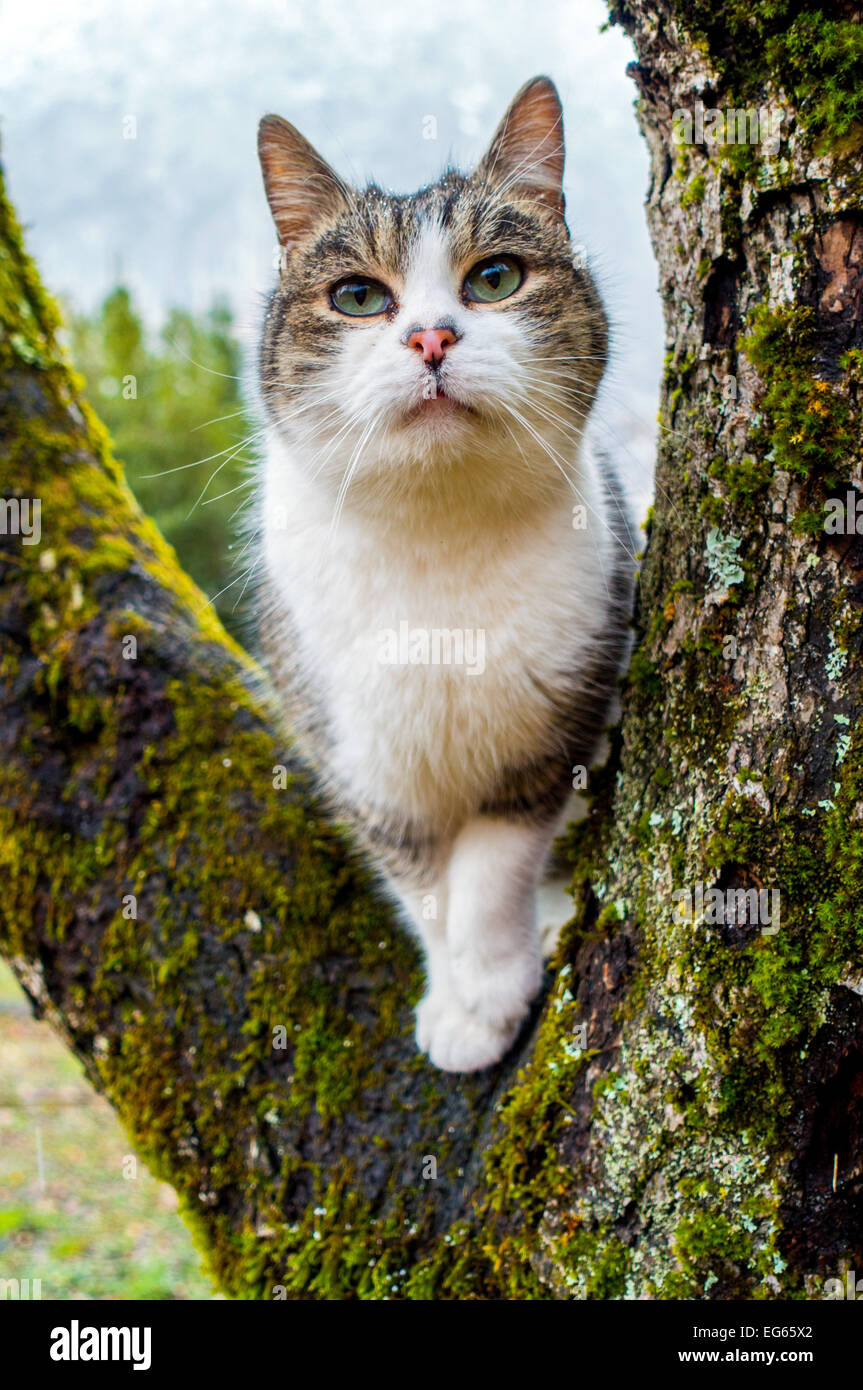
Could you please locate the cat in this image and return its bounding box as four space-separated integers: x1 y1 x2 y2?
253 75 634 1073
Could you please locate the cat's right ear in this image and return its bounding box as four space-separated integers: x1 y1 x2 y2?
474 76 566 217
258 116 349 253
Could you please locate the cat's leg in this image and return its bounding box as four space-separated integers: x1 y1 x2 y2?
420 816 556 1073
380 870 456 1057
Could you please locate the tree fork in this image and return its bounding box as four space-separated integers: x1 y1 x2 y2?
2 1 863 1298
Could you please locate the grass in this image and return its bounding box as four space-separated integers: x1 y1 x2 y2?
0 961 217 1300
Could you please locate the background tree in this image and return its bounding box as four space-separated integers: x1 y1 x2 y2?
1 0 862 1299
67 289 253 636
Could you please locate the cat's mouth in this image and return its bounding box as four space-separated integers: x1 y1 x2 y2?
404 385 478 423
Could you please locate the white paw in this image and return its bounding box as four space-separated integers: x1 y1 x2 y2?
415 989 450 1055
415 992 518 1072
449 943 542 1029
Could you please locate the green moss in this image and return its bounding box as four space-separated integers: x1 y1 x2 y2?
742 305 856 488
656 725 863 1149
671 3 863 154
708 452 773 515
627 647 662 698
681 173 707 208
790 505 827 538
479 936 597 1297
662 1188 785 1299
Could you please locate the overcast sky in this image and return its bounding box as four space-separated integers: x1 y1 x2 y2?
1 0 662 513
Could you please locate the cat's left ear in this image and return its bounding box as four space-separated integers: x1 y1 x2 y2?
475 76 565 218
258 115 350 252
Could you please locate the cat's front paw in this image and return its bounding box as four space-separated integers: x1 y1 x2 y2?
415 992 518 1072
449 943 542 1031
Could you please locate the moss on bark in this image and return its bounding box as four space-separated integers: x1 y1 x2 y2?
3 0 863 1298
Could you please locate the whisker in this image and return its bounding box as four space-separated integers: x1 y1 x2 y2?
202 478 256 506
190 407 249 433
329 410 382 537
166 338 243 382
197 561 258 614
497 398 642 571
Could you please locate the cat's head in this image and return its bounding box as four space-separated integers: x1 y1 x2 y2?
257 77 607 507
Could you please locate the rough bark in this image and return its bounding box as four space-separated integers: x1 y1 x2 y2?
2 1 863 1299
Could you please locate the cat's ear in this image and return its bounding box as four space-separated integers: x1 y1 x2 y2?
475 76 565 217
258 115 349 252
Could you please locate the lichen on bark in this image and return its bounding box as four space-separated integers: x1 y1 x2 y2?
534 0 863 1296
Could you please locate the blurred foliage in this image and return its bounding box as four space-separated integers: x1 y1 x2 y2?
65 287 255 637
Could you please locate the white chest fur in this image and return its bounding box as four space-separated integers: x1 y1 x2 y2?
261 434 615 830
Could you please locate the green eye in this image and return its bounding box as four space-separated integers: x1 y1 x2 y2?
331 278 391 316
464 255 523 303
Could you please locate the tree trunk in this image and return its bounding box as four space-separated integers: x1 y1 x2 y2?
2 2 862 1299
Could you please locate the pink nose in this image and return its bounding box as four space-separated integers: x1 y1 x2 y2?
406 327 457 365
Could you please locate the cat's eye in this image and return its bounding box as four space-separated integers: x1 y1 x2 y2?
463 255 523 304
330 277 391 317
